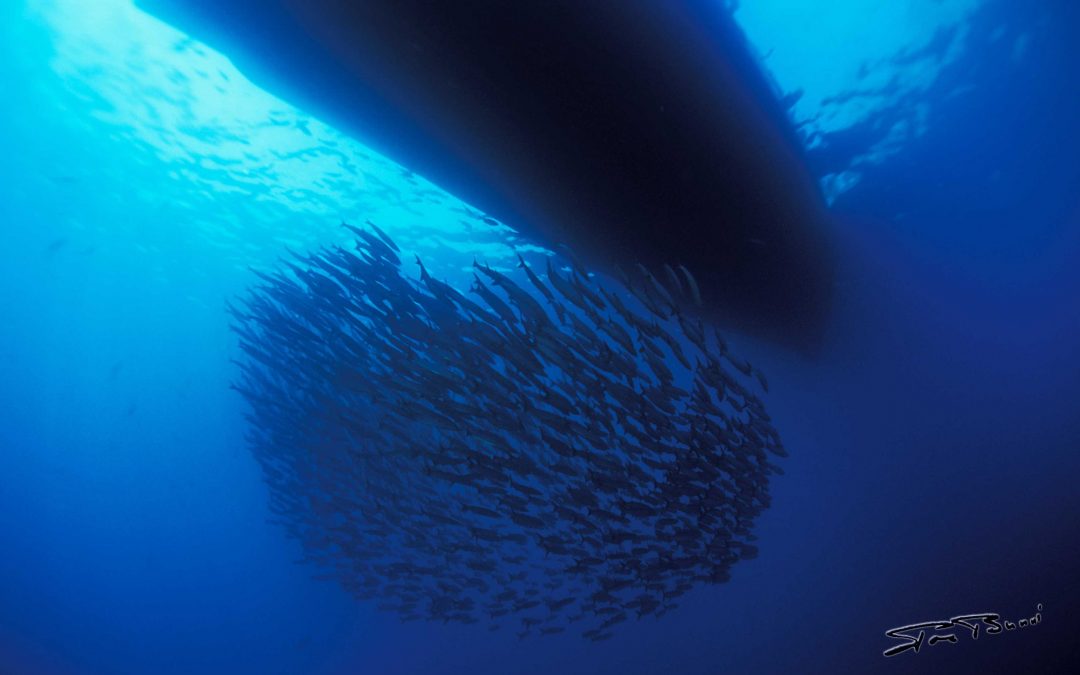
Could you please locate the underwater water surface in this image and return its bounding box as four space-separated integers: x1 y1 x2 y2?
1 1 1078 674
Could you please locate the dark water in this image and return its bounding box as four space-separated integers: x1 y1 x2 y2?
1 1 1077 673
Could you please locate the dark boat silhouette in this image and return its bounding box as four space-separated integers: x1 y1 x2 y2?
139 0 834 350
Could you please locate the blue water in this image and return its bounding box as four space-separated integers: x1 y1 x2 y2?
2 0 1078 673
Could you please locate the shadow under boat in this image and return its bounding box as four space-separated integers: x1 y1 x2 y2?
140 0 835 353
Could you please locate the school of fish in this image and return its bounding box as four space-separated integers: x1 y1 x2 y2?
229 222 786 641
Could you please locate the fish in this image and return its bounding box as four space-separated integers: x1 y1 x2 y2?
678 264 702 306
229 222 783 641
517 253 555 305
474 260 551 327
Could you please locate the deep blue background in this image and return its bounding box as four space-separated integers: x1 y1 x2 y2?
1 0 1077 673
